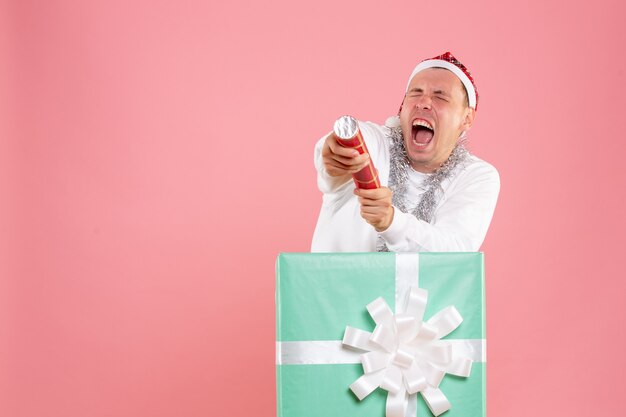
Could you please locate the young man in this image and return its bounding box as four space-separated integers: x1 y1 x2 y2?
311 52 500 252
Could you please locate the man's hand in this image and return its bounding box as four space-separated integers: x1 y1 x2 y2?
322 133 371 179
354 187 394 232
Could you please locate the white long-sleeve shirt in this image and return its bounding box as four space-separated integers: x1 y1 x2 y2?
311 120 500 252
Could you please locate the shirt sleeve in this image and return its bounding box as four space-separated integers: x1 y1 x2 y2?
313 131 353 194
379 161 500 252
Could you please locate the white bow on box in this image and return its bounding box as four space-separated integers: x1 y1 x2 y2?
343 287 472 417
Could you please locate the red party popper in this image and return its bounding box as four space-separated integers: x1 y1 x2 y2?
333 115 380 189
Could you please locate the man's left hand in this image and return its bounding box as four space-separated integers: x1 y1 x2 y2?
354 187 394 232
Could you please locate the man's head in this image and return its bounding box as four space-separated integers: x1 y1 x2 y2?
397 52 478 173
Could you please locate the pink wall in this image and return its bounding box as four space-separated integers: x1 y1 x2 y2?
2 0 625 415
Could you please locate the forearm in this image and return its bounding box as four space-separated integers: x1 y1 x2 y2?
379 164 500 252
380 210 484 251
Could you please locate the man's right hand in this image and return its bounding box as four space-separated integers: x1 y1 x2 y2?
321 133 371 179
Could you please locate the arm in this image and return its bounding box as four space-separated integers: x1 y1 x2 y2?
379 162 500 252
312 121 391 252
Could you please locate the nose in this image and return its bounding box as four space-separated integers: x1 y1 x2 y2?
414 94 432 110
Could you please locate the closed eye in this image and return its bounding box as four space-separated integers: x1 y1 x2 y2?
433 90 450 101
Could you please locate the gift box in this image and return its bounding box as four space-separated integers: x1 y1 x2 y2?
276 253 486 417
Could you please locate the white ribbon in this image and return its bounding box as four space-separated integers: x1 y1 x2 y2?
276 254 483 417
277 339 485 365
343 287 473 417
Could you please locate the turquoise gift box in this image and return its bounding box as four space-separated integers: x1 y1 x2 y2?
275 253 486 417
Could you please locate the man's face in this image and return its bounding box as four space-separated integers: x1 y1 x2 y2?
399 68 475 173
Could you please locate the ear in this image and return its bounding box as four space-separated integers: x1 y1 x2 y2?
461 107 476 131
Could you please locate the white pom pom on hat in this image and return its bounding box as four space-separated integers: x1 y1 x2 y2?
385 115 401 128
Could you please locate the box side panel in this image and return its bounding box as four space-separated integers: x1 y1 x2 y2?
277 253 396 341
277 364 387 417
419 253 484 339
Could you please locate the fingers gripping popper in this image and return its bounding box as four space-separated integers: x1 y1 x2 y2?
333 116 381 190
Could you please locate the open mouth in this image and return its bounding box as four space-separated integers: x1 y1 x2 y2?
412 119 434 147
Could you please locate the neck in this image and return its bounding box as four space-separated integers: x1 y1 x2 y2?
410 148 456 174
410 163 440 174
